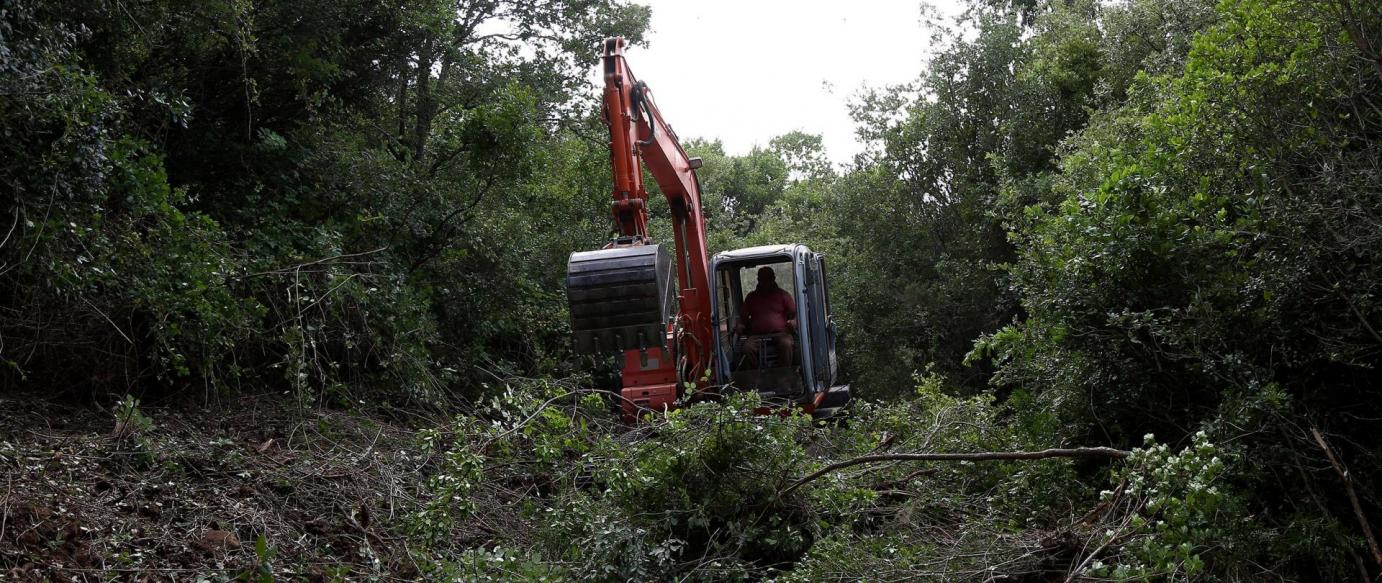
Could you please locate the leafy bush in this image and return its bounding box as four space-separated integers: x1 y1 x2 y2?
406 375 1155 581
1087 433 1245 579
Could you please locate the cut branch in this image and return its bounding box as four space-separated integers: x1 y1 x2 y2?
782 447 1131 496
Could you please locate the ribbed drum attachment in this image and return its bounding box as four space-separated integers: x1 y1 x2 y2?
566 245 675 354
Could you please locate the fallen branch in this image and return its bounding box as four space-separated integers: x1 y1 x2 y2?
1311 426 1382 568
872 467 940 492
781 447 1131 496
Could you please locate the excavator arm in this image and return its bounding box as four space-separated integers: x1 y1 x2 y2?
566 37 716 417
601 39 705 245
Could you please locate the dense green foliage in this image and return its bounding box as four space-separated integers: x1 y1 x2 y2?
2 0 647 402
981 0 1382 574
393 376 1235 581
4 0 1382 579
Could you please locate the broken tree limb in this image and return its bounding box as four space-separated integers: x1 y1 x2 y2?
1311 426 1382 568
781 447 1131 496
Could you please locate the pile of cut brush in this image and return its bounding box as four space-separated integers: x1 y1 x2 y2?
2 380 1188 581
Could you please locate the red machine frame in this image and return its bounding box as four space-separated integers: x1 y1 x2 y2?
599 37 716 416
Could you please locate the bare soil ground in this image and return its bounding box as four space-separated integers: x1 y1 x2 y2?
0 394 444 581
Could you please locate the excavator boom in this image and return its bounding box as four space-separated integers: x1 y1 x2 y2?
566 37 716 417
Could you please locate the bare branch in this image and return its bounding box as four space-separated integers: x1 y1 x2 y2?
238 247 389 279
781 447 1131 496
1311 426 1382 568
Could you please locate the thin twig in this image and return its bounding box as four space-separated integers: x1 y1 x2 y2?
239 247 388 279
0 208 18 251
82 297 133 345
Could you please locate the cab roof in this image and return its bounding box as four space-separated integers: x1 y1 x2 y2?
713 244 802 262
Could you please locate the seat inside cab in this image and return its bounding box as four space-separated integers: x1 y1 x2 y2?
714 259 806 399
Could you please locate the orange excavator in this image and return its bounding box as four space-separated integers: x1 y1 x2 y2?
566 38 849 420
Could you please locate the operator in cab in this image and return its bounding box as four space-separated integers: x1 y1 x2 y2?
736 266 797 367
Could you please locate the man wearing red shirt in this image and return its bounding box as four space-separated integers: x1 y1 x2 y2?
736 266 797 367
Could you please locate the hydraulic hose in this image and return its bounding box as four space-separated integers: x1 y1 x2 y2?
632 81 656 147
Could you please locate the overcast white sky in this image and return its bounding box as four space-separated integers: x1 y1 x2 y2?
609 0 965 164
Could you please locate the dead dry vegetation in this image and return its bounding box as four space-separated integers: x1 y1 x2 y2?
0 394 449 580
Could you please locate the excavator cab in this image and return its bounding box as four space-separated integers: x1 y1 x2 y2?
716 259 801 394
710 245 849 417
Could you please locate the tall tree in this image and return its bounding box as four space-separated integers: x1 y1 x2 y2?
825 0 1215 396
1 0 649 399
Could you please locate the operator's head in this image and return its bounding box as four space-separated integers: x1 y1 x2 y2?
757 266 776 288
